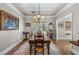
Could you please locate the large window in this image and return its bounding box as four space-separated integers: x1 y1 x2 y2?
31 21 46 33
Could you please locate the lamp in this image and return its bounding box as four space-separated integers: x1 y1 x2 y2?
33 3 44 22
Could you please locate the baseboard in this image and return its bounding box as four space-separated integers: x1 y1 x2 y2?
0 39 23 55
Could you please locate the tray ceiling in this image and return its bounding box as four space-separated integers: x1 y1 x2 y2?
12 3 68 16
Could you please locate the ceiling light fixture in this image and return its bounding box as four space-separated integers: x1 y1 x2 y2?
33 3 44 22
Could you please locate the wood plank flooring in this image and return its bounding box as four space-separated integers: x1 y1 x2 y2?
52 40 73 55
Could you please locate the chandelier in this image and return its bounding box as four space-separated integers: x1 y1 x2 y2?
33 3 44 22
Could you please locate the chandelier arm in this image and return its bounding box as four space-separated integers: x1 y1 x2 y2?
33 3 44 22
39 3 40 15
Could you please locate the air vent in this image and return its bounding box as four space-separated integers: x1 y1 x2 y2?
32 11 36 13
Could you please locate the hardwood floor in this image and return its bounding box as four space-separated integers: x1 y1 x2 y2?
52 40 73 55
6 39 73 55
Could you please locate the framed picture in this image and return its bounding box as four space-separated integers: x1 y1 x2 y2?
65 21 71 31
25 23 30 27
3 16 19 30
58 21 64 28
0 10 19 30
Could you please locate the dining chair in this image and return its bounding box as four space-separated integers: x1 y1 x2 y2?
34 34 44 55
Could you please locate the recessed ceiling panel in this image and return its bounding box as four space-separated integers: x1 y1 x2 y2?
12 3 68 16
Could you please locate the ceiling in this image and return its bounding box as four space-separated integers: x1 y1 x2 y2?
12 3 68 16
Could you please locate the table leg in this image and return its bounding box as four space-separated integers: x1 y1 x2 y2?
30 44 32 55
47 43 50 55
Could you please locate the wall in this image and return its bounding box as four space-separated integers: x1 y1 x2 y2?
0 4 24 52
23 16 56 33
56 4 79 54
56 4 79 41
56 14 72 40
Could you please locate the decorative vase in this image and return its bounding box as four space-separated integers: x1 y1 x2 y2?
77 40 79 44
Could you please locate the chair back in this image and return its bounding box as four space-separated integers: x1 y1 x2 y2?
34 33 44 40
34 33 44 48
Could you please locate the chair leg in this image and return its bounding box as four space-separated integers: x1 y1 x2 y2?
30 44 32 55
35 49 37 55
34 47 36 55
43 48 44 55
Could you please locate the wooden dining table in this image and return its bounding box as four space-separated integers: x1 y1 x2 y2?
29 34 50 55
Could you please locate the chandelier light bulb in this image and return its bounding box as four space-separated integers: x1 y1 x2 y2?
37 15 40 18
41 16 44 19
34 16 37 19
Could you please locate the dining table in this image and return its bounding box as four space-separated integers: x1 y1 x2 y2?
29 34 50 55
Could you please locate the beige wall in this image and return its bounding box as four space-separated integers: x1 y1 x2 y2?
0 4 24 52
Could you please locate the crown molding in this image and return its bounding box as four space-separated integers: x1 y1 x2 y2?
5 3 24 16
54 3 75 17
